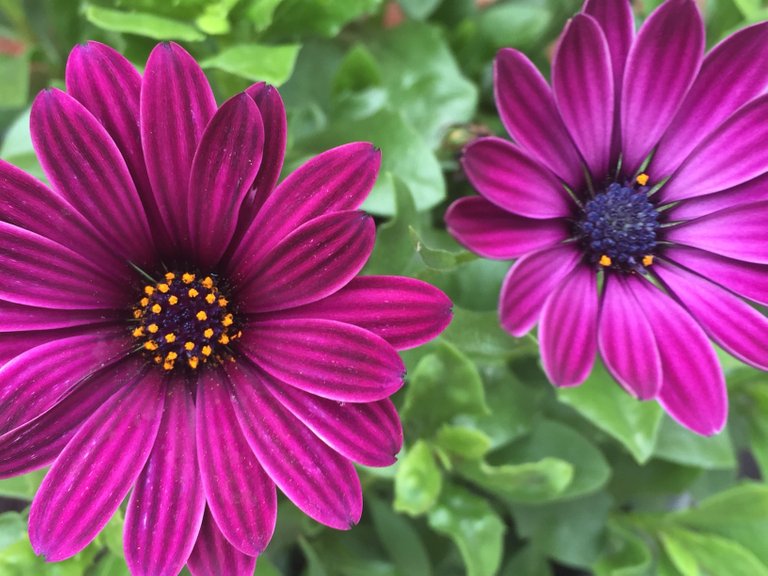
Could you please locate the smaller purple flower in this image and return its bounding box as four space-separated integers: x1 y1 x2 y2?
446 0 768 435
0 42 451 575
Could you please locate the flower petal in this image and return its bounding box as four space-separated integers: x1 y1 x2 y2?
665 172 768 221
263 380 403 467
228 142 379 274
654 261 768 371
664 201 768 264
494 48 584 187
620 0 704 173
226 362 363 529
553 14 614 178
0 358 143 478
445 197 569 259
658 93 768 203
665 245 768 305
0 300 116 332
0 327 95 369
651 22 768 178
627 275 726 435
141 42 216 252
461 137 573 218
236 211 375 313
271 276 452 350
196 371 276 556
0 327 129 436
499 244 582 337
188 93 264 268
31 88 155 267
240 318 405 402
582 0 633 91
125 385 205 576
598 275 661 399
187 510 257 576
29 371 165 561
539 264 598 387
0 221 129 309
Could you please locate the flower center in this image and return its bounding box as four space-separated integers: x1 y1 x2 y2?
131 272 241 371
575 175 659 273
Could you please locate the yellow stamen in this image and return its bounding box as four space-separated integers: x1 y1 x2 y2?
219 334 230 345
168 295 179 305
144 340 159 351
140 297 150 307
222 314 233 327
133 309 143 319
204 328 214 339
217 297 228 307
184 341 195 351
148 323 159 334
166 351 178 361
196 311 208 321
144 286 155 295
163 361 174 371
157 283 170 293
182 273 195 284
599 255 612 267
154 355 163 364
202 277 214 289
165 272 176 281
188 288 199 298
636 173 650 186
642 255 654 267
205 293 216 304
201 345 212 357
151 303 162 314
188 356 199 369
132 327 144 338
164 333 177 343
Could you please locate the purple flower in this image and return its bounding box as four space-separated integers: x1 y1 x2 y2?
446 0 768 435
0 41 451 575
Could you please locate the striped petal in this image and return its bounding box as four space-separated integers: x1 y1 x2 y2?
187 510 257 576
0 300 116 332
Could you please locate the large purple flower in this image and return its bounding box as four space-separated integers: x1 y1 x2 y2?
0 42 451 575
446 0 768 435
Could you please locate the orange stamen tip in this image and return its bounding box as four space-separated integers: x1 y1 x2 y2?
599 255 612 267
642 255 654 267
636 173 650 186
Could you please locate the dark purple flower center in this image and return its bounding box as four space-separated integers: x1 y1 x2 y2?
131 271 241 371
576 176 659 273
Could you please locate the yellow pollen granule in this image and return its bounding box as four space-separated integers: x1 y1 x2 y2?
642 255 654 267
219 334 230 345
166 352 178 361
182 273 195 284
132 327 144 338
140 297 149 307
148 323 159 333
188 288 199 298
184 341 195 351
165 272 176 281
144 341 159 351
201 345 212 357
154 355 163 364
204 328 214 339
188 356 199 369
151 304 162 314
158 283 170 293
164 333 177 343
168 295 179 305
163 361 174 371
144 286 155 295
202 277 214 289
196 311 208 321
599 255 612 267
133 309 143 319
222 314 233 327
636 173 650 186
217 297 228 307
205 293 216 304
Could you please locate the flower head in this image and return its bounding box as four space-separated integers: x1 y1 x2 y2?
446 0 768 435
0 41 451 574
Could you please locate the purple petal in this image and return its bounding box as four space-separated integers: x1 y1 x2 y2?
461 137 573 218
0 327 129 435
65 42 170 250
263 380 403 466
235 211 375 313
226 362 363 529
553 14 614 178
196 371 276 556
658 93 768 203
0 221 129 309
0 160 128 272
0 358 143 478
598 275 661 399
31 89 155 267
188 93 264 268
240 318 405 402
0 327 96 369
499 244 582 337
227 143 379 274
271 276 452 350
29 371 166 561
651 22 768 178
494 48 584 188
664 201 768 264
445 197 568 259
187 510 257 576
665 172 768 221
664 245 768 306
654 261 768 371
141 42 216 253
627 275 726 435
0 300 116 332
620 0 704 173
125 384 205 576
539 264 598 387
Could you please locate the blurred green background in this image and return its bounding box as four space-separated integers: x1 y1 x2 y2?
2 0 768 575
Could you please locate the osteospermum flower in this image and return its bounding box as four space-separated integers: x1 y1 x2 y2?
446 0 768 435
0 42 451 575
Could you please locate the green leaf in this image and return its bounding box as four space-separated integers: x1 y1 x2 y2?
402 341 488 437
659 527 768 576
0 512 25 550
84 5 206 41
333 44 382 94
740 384 768 478
194 0 239 34
394 440 443 516
433 425 492 460
398 0 441 20
653 418 736 470
500 545 553 576
200 43 300 85
427 483 505 576
0 50 28 109
441 306 529 361
245 0 284 31
1 108 45 182
457 457 573 503
299 537 329 576
369 497 432 576
0 470 45 500
409 227 476 270
594 521 653 576
268 0 382 37
558 361 663 463
90 553 131 576
477 2 552 51
254 556 282 576
493 420 610 501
